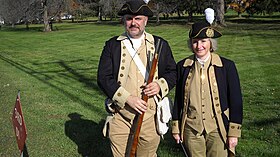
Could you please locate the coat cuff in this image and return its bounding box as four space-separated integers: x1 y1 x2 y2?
228 122 242 137
112 87 130 109
171 120 180 134
155 78 169 97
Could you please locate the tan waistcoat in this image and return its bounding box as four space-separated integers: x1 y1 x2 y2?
186 58 217 134
116 33 157 121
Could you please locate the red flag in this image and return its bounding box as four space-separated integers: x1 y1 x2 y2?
12 92 27 154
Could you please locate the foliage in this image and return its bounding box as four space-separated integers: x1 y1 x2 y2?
251 0 280 15
227 0 255 14
227 0 280 16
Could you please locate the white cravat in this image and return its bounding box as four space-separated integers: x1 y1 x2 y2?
128 33 145 51
196 53 210 67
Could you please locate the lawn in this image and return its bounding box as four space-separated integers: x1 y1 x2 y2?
0 16 279 157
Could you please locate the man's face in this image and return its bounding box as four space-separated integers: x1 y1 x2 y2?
124 15 147 39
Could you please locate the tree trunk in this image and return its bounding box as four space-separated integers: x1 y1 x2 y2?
216 0 226 26
156 3 160 25
188 11 193 22
25 21 29 30
98 6 102 22
42 0 51 32
177 8 181 18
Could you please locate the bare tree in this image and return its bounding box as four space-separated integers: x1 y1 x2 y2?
149 0 178 24
0 0 31 27
40 0 66 32
99 0 123 21
0 0 67 31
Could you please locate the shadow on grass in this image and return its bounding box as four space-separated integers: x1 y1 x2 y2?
247 117 280 127
65 112 111 157
0 55 105 114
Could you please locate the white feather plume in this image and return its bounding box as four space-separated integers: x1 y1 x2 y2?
205 8 215 25
143 0 150 4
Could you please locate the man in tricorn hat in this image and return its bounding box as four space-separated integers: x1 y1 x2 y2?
172 17 243 156
97 0 176 156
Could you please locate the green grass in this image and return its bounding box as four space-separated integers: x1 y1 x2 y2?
0 15 280 157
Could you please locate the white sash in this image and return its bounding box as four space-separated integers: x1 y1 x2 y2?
123 39 149 81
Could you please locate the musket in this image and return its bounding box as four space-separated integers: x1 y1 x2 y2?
125 39 163 157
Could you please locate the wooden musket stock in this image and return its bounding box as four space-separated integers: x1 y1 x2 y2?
126 39 163 157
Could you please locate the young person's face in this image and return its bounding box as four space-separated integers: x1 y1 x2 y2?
191 38 211 59
124 15 147 39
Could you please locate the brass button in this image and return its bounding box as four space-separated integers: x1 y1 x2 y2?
123 46 126 49
122 53 126 57
215 97 218 100
117 93 122 96
151 47 154 50
122 59 125 63
121 66 125 70
231 126 235 129
165 89 168 92
188 76 191 79
216 103 219 107
120 74 124 77
217 110 221 114
155 76 158 79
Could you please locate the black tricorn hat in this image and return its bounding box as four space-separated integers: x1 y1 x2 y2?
118 0 153 17
189 22 222 39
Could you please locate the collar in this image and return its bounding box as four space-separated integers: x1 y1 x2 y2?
196 53 211 65
117 31 154 44
183 53 223 67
